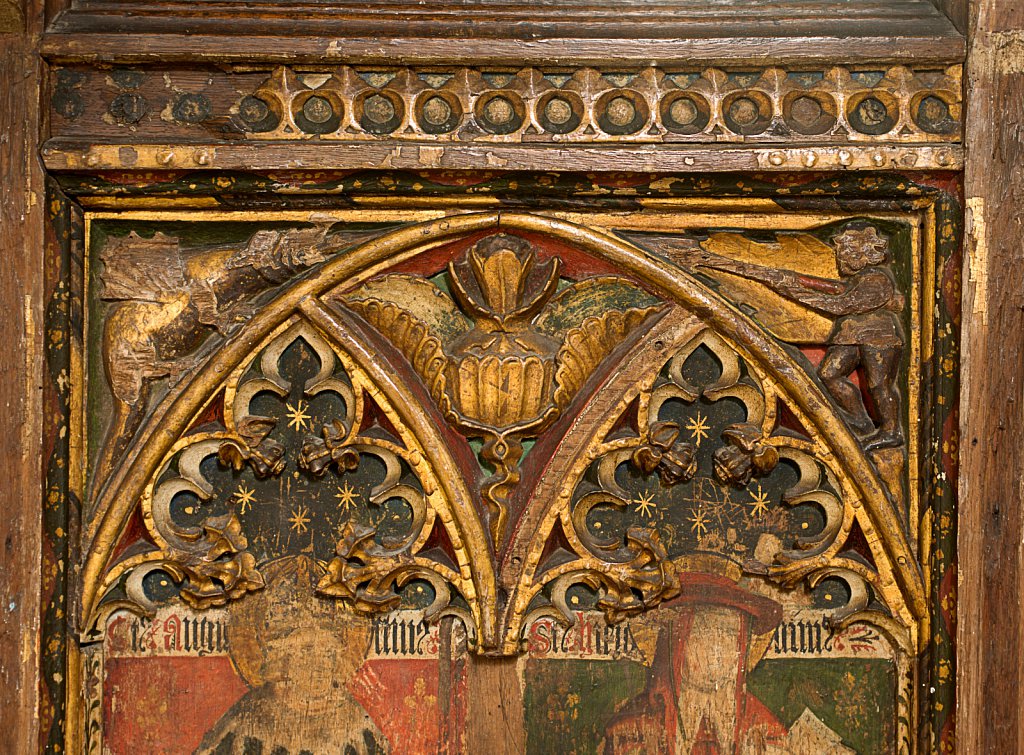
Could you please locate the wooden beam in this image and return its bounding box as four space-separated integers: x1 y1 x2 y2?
38 141 965 175
958 0 1024 752
39 32 966 67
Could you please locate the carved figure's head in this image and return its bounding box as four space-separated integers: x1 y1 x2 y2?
832 225 889 276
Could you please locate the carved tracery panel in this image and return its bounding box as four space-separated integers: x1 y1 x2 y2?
67 188 954 754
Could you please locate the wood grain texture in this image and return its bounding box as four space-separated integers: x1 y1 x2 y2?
932 0 969 33
0 4 44 753
958 0 1024 752
46 0 961 39
465 657 525 754
39 140 965 174
40 32 966 67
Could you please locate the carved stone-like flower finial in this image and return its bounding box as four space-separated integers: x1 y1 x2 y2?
712 423 779 487
632 421 698 486
218 416 286 478
447 234 561 330
298 419 359 477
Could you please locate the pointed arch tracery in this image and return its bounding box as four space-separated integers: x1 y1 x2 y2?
80 211 925 661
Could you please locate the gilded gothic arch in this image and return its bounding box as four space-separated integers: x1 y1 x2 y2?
80 211 925 667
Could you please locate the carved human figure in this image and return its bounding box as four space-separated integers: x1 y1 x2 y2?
195 555 386 754
691 225 905 451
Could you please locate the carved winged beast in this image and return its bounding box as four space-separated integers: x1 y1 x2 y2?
95 225 381 496
341 233 663 542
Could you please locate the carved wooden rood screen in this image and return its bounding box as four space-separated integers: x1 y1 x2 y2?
38 3 963 753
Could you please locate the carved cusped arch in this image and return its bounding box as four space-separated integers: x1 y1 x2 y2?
81 211 925 668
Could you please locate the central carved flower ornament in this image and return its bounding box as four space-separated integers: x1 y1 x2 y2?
444 234 562 431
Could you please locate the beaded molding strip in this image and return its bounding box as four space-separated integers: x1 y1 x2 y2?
235 65 961 144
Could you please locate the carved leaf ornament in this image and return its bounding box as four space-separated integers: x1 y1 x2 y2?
81 213 924 662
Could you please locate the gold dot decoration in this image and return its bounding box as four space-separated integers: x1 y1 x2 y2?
848 93 896 135
536 91 582 134
545 97 573 125
660 92 710 135
914 94 957 135
605 97 636 127
358 90 403 134
293 92 341 134
363 94 395 124
422 96 451 125
670 98 698 125
723 91 772 135
302 96 333 124
416 92 462 134
485 97 514 125
730 97 759 126
784 93 837 136
790 96 821 124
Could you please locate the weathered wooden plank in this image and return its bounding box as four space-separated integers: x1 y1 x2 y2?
0 4 45 753
40 0 964 66
931 0 969 32
466 658 525 754
40 32 966 67
47 0 960 35
39 140 965 175
958 0 1024 752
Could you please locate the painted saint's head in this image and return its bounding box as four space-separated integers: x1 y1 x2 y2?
226 555 373 687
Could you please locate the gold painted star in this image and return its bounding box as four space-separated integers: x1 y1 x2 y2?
287 505 311 534
748 483 771 518
233 484 257 514
335 481 359 512
633 489 657 518
285 400 312 431
689 506 709 538
686 413 710 447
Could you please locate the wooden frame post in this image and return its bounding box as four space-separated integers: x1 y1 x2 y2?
0 0 46 750
958 1 1024 752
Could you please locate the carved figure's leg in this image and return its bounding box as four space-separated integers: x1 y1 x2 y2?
861 346 905 451
818 345 873 435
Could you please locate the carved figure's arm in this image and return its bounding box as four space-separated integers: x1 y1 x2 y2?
773 270 894 317
695 252 893 317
